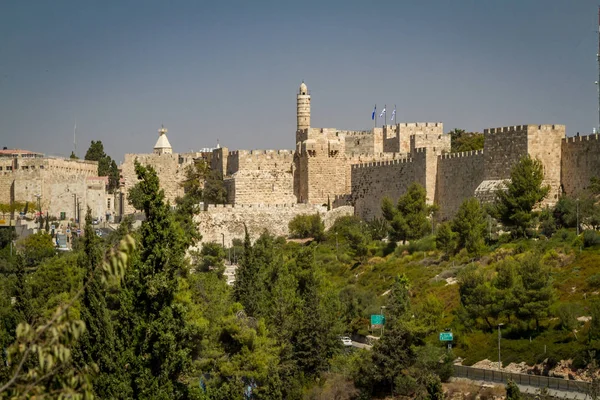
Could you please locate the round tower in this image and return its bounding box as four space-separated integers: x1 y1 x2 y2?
297 81 310 131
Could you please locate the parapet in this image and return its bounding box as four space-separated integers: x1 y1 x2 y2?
398 122 442 128
563 133 600 143
351 157 414 170
201 203 325 211
483 125 565 134
438 150 484 160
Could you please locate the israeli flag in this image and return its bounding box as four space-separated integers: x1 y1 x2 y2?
372 105 376 120
390 106 396 122
379 107 386 118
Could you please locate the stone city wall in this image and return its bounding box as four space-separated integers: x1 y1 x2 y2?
121 152 194 214
526 124 565 205
483 126 529 180
561 133 600 196
194 203 354 247
435 150 485 220
226 149 294 176
341 129 383 155
351 156 424 221
225 170 296 205
410 133 451 155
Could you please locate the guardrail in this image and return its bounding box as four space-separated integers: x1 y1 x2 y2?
453 365 590 394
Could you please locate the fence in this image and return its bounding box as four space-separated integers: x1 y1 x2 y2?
453 365 591 394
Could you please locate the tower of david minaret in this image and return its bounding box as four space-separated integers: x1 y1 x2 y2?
296 81 311 143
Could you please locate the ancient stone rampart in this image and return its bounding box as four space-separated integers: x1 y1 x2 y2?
226 149 294 176
351 156 426 221
436 150 485 220
121 152 194 214
561 133 600 196
225 170 295 205
194 203 354 247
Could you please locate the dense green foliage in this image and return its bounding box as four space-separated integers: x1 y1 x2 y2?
288 213 325 241
84 140 120 192
493 155 550 236
382 183 435 242
449 129 484 153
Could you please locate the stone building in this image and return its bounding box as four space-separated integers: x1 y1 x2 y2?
0 148 110 222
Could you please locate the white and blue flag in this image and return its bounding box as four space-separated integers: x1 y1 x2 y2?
390 106 396 122
372 105 376 120
379 106 386 118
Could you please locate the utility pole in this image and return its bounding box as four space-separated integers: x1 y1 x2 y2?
498 323 504 370
577 198 580 236
596 7 600 131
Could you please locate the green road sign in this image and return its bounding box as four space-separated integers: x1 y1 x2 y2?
371 314 385 326
439 332 453 341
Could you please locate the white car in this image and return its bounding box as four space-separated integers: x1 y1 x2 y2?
340 336 353 346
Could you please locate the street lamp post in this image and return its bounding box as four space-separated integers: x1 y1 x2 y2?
498 323 504 370
576 198 580 236
380 306 386 337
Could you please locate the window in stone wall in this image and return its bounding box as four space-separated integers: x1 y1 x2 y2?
6 166 12 171
108 198 111 209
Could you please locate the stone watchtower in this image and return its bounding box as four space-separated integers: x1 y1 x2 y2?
296 81 311 143
153 126 173 155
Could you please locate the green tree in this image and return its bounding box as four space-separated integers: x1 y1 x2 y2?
452 198 487 254
493 155 550 236
116 161 203 398
203 169 227 205
514 254 554 330
233 226 263 317
288 214 325 241
449 128 484 153
84 140 120 192
69 151 79 160
458 265 498 329
73 208 121 398
435 222 456 257
382 183 434 242
17 232 55 267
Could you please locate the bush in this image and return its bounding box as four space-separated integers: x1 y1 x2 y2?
583 230 600 248
407 235 436 253
587 274 600 289
288 213 325 241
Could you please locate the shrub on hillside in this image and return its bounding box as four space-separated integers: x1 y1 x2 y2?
288 213 325 241
583 230 600 248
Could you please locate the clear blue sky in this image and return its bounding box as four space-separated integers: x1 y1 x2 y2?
0 0 598 162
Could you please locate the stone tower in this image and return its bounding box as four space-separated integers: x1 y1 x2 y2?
297 81 310 136
153 126 173 155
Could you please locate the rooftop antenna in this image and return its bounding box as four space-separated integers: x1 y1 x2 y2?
597 7 600 131
73 120 77 157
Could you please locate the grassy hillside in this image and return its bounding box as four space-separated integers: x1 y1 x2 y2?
311 224 600 368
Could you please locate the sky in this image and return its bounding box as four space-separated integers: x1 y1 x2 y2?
1 0 599 162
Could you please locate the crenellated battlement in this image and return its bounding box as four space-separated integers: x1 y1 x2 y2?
439 150 484 160
202 202 324 211
351 157 414 170
398 122 441 128
483 124 564 134
563 134 600 143
228 149 294 157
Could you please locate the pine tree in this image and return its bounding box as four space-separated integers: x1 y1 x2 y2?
452 197 487 254
74 208 121 397
118 161 202 398
233 225 262 316
494 155 550 236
